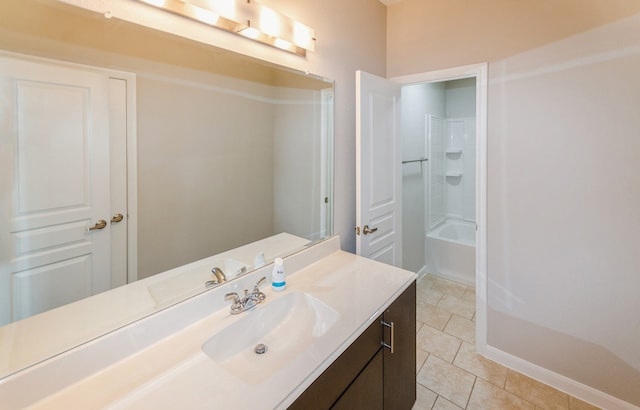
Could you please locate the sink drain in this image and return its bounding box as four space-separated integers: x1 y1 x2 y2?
254 343 267 355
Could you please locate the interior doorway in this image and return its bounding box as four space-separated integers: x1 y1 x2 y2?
355 63 486 351
401 77 476 286
393 63 488 351
0 52 138 325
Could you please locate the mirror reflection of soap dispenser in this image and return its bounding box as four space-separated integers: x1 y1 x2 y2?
254 252 266 268
271 258 286 291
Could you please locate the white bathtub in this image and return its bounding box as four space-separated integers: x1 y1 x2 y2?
425 219 476 286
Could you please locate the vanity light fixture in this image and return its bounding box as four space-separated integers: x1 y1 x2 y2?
134 0 316 57
136 0 245 32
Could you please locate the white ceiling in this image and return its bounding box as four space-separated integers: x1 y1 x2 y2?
379 0 404 6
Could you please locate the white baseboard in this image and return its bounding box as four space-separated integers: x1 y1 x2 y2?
428 271 475 287
479 344 640 410
416 265 429 281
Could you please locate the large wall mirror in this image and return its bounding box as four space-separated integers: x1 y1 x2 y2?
0 0 334 379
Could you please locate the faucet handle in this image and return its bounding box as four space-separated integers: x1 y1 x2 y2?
225 292 243 314
253 276 267 301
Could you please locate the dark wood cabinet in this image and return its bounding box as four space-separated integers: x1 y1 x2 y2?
383 279 417 409
332 350 384 410
289 314 383 410
289 280 416 410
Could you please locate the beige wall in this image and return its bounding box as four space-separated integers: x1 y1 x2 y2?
389 1 640 407
387 0 640 76
273 88 324 240
485 18 640 405
136 74 276 278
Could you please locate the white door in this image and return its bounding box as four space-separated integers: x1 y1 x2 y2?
355 71 402 267
0 55 126 324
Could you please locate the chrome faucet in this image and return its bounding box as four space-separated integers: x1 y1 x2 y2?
212 267 226 283
225 276 267 314
205 267 227 288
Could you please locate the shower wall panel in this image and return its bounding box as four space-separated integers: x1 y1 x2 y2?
445 117 476 222
427 115 446 229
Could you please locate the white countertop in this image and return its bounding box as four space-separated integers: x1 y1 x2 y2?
0 233 311 381
1 237 416 409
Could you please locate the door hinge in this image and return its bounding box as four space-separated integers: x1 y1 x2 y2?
355 226 361 236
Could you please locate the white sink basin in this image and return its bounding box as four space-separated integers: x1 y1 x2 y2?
202 291 339 384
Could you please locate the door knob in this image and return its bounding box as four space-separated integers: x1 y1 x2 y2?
87 219 107 232
363 225 378 235
111 213 124 223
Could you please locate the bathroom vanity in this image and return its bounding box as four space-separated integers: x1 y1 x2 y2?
290 280 416 409
0 237 416 409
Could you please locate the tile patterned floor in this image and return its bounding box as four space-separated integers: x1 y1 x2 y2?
413 274 601 410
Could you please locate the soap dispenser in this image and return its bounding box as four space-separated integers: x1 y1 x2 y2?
271 258 286 291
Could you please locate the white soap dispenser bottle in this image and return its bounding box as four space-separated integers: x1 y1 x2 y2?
271 258 286 291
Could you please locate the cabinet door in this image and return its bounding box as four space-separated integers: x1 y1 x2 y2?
289 315 382 409
383 280 416 409
332 349 383 410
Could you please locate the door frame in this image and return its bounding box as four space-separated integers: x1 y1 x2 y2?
320 88 334 239
110 71 138 284
1 50 139 285
391 62 488 355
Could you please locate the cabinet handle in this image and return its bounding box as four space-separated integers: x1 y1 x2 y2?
382 320 394 354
